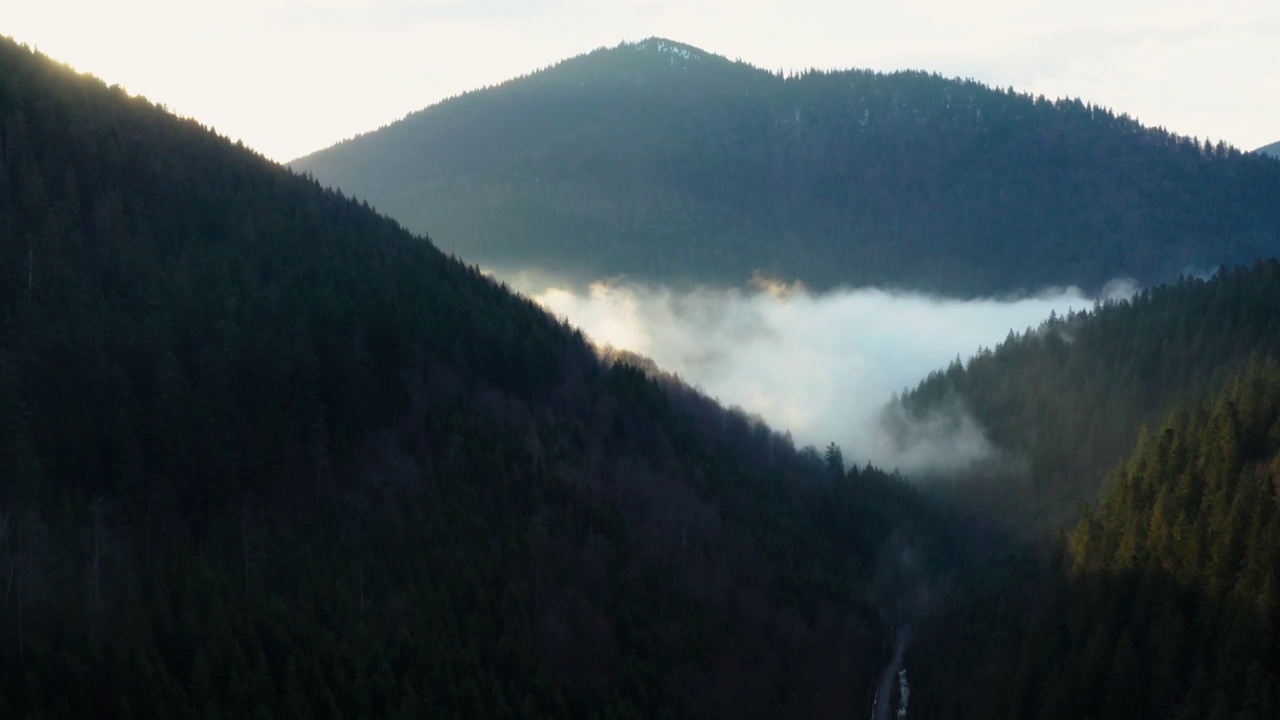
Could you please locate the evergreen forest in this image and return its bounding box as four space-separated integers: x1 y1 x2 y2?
294 38 1280 297
2 32 1280 719
891 261 1280 533
913 364 1280 719
0 38 962 718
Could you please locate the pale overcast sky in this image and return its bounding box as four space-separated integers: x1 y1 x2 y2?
9 0 1278 162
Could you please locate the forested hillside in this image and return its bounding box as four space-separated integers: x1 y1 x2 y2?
9 31 1280 720
1259 141 1280 158
294 38 1280 296
0 37 964 718
913 363 1280 719
890 261 1280 533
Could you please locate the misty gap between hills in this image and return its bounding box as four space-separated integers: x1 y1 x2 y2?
528 276 1139 475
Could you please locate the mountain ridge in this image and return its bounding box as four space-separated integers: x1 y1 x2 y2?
7 30 1280 719
892 259 1280 537
0 35 961 718
294 38 1280 297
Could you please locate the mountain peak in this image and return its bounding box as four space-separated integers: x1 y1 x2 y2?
628 37 707 62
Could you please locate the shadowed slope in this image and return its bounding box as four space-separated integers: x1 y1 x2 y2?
0 36 962 719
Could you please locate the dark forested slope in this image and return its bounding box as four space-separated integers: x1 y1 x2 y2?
913 363 1280 719
293 38 1280 296
0 38 961 719
1258 141 1280 158
890 261 1280 534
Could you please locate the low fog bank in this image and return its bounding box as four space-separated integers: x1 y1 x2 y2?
531 277 1136 477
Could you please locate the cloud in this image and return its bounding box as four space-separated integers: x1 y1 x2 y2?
533 279 1123 476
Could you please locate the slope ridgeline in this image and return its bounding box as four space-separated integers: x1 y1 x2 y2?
294 38 1280 296
0 36 961 719
890 260 1280 534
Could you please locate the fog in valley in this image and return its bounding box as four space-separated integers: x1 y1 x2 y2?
531 276 1138 475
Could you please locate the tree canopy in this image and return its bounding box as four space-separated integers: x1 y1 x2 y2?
0 36 960 718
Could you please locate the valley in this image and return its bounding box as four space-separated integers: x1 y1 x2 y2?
529 278 1113 476
1 26 1278 720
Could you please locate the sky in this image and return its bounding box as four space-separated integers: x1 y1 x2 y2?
533 279 1132 474
9 0 1278 162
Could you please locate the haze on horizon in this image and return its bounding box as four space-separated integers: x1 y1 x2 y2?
10 0 1279 162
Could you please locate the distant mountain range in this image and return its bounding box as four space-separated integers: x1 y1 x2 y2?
294 38 1280 296
1259 140 1280 157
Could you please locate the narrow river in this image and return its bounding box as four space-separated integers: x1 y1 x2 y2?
871 625 911 720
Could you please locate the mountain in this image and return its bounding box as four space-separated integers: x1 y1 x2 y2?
913 363 1280 718
9 32 1280 719
1259 141 1280 158
293 38 1280 296
0 37 964 718
890 260 1280 534
882 263 1280 716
